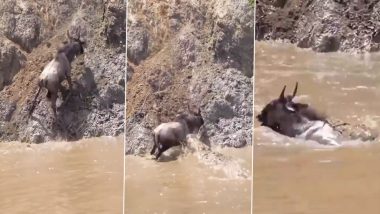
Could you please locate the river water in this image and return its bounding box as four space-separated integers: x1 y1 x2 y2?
125 145 252 214
0 136 124 214
254 41 380 213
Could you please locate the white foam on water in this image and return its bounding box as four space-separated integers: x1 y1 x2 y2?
257 124 379 151
341 85 372 91
297 121 341 146
186 136 250 180
318 160 333 163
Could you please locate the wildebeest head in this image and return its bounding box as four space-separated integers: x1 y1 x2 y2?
256 82 322 137
57 30 85 62
175 104 204 133
257 82 342 146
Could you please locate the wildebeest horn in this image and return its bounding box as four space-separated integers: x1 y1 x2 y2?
279 85 286 100
292 82 298 99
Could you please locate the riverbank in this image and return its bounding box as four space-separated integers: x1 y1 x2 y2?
256 0 380 53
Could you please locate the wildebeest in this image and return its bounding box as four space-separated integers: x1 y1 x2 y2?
29 30 85 118
151 105 204 160
256 82 341 146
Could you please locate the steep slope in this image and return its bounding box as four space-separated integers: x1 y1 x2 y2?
0 0 126 143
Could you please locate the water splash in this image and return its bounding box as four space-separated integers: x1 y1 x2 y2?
186 136 250 180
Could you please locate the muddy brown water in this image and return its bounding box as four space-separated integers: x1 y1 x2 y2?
0 136 124 214
125 146 252 214
254 41 380 214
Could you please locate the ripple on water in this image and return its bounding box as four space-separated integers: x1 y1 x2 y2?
125 139 252 213
0 136 124 213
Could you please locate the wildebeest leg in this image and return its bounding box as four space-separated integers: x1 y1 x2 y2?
150 144 157 155
66 74 73 91
155 145 170 160
151 133 159 155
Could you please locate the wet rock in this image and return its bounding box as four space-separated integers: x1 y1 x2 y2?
31 134 44 144
313 36 341 53
330 118 379 142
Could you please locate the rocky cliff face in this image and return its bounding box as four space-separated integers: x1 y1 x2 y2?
0 0 125 143
256 0 380 53
126 0 254 155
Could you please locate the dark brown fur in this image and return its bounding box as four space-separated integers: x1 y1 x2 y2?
151 106 204 160
257 82 327 137
29 30 85 119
